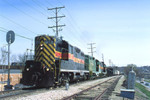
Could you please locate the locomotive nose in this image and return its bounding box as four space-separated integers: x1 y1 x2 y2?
31 72 42 85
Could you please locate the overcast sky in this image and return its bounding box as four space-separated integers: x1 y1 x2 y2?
0 0 150 66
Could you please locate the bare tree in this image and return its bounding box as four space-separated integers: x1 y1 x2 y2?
0 47 8 74
124 64 140 77
11 54 18 63
18 53 26 63
0 51 1 65
0 47 7 65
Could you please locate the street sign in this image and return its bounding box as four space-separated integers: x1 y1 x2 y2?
6 30 15 44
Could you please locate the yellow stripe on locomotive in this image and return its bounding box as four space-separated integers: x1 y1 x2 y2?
35 35 56 70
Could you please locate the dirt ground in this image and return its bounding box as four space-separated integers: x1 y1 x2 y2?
0 73 22 91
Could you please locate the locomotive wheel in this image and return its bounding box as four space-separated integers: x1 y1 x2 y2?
59 78 64 87
56 77 63 87
83 75 87 80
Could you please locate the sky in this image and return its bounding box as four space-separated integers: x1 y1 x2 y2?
0 0 150 66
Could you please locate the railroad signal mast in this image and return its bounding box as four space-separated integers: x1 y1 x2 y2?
88 43 96 57
5 30 15 90
48 6 65 37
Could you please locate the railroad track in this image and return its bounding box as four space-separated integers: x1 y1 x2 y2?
62 76 121 100
0 76 118 99
0 78 100 99
0 87 42 99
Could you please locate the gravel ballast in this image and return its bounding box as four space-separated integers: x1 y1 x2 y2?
8 76 118 100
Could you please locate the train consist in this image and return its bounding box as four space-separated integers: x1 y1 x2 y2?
20 35 107 87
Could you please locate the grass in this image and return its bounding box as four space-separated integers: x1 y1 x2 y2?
135 82 150 99
135 89 149 100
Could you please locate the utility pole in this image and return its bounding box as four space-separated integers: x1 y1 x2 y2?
88 43 96 57
48 6 65 37
102 53 104 62
109 59 111 67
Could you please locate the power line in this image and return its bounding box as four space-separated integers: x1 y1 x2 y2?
0 30 7 33
48 6 65 37
4 0 48 27
16 34 33 41
21 0 48 17
45 0 85 43
19 0 56 35
49 0 106 62
0 15 37 35
0 27 8 31
31 1 88 58
0 27 33 40
0 27 34 54
56 1 109 64
1 1 82 48
53 1 90 50
56 1 93 46
45 0 55 7
31 0 47 11
62 7 104 60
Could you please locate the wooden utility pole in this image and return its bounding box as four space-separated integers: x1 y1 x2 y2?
88 43 96 57
102 53 104 63
48 6 65 37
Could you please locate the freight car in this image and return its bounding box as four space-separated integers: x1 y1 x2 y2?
21 35 106 87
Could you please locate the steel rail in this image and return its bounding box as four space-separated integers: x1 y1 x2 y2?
61 76 119 100
94 76 121 100
0 86 38 99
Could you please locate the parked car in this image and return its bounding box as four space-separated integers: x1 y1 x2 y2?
145 83 149 86
140 78 144 83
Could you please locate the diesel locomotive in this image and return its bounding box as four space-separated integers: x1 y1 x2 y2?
20 35 107 87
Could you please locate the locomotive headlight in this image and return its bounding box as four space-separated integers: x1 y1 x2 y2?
40 44 43 50
40 44 43 46
46 68 49 71
26 68 29 71
40 47 43 50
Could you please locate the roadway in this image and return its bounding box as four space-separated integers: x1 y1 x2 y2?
136 80 150 91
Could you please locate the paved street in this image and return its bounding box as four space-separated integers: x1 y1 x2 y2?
136 80 150 91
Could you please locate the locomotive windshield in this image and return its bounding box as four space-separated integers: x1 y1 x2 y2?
56 40 68 52
44 39 54 44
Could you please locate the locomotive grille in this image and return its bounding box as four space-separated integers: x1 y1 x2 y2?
35 35 56 70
